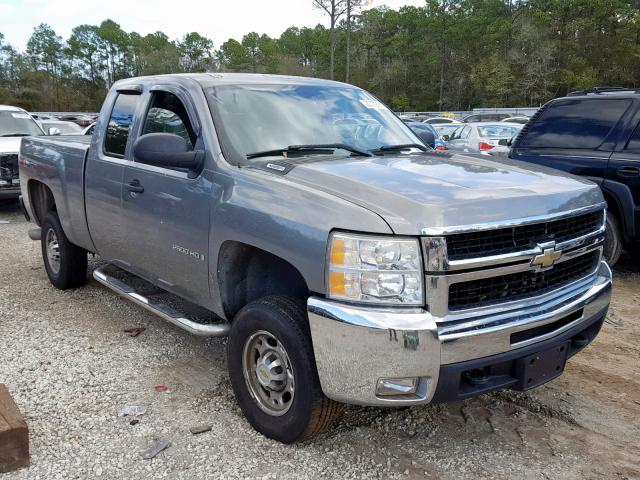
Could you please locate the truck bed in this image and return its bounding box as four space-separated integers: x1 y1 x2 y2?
20 135 94 252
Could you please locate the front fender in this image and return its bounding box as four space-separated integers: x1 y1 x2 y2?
207 167 393 317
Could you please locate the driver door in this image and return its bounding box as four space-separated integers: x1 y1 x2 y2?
120 88 212 304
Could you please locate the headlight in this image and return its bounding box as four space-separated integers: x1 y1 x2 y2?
327 232 424 305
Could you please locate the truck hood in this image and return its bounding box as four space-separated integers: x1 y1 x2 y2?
0 137 21 154
284 152 604 234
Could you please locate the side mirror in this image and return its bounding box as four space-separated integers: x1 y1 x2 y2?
506 136 514 147
48 127 61 136
133 133 203 171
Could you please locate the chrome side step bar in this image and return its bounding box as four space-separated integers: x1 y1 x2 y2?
93 265 229 337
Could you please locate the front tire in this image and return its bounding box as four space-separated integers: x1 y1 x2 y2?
41 211 87 289
227 296 341 443
603 212 623 267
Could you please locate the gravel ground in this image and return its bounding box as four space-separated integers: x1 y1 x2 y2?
1 200 639 480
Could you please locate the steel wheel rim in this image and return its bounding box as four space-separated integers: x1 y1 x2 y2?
45 228 61 275
242 330 295 416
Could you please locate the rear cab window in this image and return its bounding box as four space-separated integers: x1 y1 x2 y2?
104 94 141 157
520 98 632 149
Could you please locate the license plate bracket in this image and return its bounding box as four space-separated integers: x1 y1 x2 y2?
513 342 569 390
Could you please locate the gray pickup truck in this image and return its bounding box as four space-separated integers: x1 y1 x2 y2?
19 73 612 443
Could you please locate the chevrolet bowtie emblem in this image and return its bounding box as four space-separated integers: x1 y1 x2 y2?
531 245 562 269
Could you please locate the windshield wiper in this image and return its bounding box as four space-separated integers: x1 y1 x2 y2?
246 143 373 160
369 143 428 155
0 133 32 137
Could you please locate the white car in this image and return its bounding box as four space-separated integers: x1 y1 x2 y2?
446 122 523 155
0 105 44 198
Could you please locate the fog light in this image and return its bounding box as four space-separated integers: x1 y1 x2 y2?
376 377 418 396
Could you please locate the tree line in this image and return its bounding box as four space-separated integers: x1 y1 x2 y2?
1 0 639 113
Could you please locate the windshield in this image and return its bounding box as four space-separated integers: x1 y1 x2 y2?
0 110 44 136
206 84 420 163
477 124 522 138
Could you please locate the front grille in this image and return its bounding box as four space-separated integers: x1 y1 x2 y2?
0 154 19 183
448 251 599 311
446 211 603 260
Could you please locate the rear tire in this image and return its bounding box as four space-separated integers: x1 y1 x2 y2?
603 212 623 267
227 296 342 443
41 211 87 289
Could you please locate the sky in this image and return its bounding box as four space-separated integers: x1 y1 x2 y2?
0 0 426 51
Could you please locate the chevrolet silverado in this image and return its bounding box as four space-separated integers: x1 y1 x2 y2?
19 74 611 443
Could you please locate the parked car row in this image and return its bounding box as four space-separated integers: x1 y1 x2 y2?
398 112 531 126
32 112 97 127
446 122 523 155
39 119 83 135
31 112 98 136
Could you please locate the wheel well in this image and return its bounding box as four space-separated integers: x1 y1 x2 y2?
601 189 626 239
217 241 310 320
27 180 56 226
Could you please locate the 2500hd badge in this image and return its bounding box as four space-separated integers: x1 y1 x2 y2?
172 244 205 261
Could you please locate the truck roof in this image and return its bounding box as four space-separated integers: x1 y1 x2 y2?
113 72 356 90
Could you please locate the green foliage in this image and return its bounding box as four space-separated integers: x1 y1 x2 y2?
1 1 640 111
392 93 411 111
179 32 214 72
0 20 216 110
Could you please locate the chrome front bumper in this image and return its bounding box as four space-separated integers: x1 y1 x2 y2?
307 261 612 406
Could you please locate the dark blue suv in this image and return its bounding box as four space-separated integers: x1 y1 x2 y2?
510 88 640 265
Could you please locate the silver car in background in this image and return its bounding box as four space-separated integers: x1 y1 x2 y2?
433 123 461 140
447 122 523 155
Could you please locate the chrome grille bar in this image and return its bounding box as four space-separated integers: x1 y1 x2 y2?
421 206 607 320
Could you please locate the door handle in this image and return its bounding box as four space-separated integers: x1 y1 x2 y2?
126 179 144 193
617 166 640 177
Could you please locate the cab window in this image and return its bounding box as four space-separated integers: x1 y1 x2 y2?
104 94 141 157
141 91 196 149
